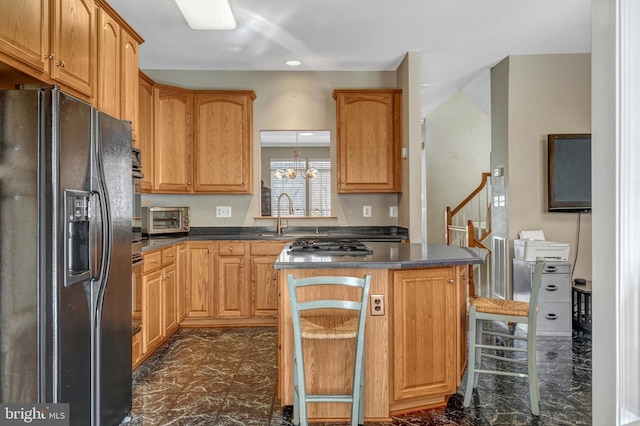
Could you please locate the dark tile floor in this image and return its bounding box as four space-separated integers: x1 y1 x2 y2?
123 324 591 425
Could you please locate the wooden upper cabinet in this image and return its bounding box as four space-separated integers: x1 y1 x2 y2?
153 84 193 192
96 0 142 135
96 6 120 117
51 0 96 97
0 0 95 99
0 0 51 77
120 29 140 141
333 89 402 193
138 72 154 192
193 91 256 194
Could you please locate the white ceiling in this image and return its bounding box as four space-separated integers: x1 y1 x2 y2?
107 0 591 114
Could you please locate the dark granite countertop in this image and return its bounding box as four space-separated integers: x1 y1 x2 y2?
142 226 408 252
273 242 488 270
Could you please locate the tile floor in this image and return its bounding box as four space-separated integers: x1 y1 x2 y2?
123 324 591 425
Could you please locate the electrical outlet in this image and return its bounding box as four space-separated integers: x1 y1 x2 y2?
389 206 398 218
216 206 232 218
370 294 385 316
363 205 372 217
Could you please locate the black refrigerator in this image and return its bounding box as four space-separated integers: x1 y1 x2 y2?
0 87 132 426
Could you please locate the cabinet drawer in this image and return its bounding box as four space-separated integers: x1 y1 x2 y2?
250 241 285 256
537 302 572 334
542 263 571 275
218 241 245 255
162 246 177 266
539 274 571 303
143 251 162 273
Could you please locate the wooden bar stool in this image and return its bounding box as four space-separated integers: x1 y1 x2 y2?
463 259 546 415
287 274 372 426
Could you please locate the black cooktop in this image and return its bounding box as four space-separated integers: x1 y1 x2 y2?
288 239 373 256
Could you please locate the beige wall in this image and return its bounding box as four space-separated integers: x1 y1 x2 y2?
424 92 491 244
142 69 401 227
494 54 592 281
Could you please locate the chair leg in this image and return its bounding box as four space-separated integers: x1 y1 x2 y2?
527 333 540 416
473 318 483 388
463 309 477 407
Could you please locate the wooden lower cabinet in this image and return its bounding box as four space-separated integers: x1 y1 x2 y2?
216 241 247 318
177 243 187 321
161 262 178 337
250 242 283 318
137 247 180 367
142 268 163 353
391 267 462 410
185 241 216 319
278 265 468 421
131 331 142 368
182 240 281 326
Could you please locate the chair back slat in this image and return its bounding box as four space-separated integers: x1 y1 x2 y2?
299 300 362 312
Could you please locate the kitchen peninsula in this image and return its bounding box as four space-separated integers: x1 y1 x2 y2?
275 242 487 422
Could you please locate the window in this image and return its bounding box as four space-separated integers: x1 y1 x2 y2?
270 158 331 216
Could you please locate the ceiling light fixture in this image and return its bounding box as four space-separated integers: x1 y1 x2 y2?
285 60 302 66
174 0 236 30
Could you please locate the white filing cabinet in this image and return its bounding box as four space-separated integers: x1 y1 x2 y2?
513 259 572 337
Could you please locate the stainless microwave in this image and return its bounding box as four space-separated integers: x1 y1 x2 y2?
142 207 190 236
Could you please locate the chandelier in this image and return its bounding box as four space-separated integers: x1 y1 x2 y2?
275 132 318 179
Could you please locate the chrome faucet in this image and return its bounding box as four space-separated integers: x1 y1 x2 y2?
276 192 294 235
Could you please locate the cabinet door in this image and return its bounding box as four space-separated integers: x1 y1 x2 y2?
153 85 193 192
138 72 154 192
51 0 95 97
0 0 50 76
192 92 255 194
250 256 278 318
250 241 284 318
334 89 402 193
456 265 469 382
392 267 457 402
96 6 120 118
142 269 163 353
216 252 247 318
120 29 139 143
161 264 178 337
176 244 187 321
186 242 215 318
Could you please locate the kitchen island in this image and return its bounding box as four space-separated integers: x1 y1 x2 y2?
274 242 487 422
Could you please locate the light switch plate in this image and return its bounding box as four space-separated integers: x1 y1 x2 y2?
216 206 232 218
389 206 398 218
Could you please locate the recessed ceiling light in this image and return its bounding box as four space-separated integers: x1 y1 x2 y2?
175 0 236 30
285 60 302 66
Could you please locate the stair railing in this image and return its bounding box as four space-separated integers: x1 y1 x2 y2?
445 172 492 297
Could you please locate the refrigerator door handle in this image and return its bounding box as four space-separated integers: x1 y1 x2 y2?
64 190 93 287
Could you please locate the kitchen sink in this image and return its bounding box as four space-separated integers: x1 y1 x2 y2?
259 232 331 238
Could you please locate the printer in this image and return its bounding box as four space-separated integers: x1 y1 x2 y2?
514 230 570 261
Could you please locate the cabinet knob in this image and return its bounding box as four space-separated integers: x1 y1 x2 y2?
152 259 158 263
207 249 212 253
240 263 244 268
459 273 467 280
44 53 54 60
448 279 455 284
273 314 278 319
56 60 65 68
229 247 233 252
